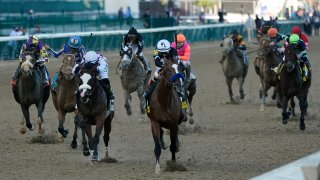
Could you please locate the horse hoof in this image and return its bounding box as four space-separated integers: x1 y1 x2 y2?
71 140 78 149
83 149 90 156
282 119 288 125
189 117 194 125
38 128 45 135
92 156 99 162
127 110 132 116
26 123 34 131
240 94 245 100
58 128 69 138
300 122 306 131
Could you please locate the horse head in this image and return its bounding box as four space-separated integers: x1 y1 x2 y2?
120 45 135 69
20 52 36 78
61 54 76 80
284 45 298 73
78 62 99 103
162 58 185 94
222 36 234 55
259 38 272 55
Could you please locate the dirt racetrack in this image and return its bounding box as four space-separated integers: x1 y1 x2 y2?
1 38 320 180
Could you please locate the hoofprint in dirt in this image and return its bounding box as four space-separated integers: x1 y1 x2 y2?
0 39 320 179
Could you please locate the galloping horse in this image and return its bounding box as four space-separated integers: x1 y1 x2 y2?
77 62 114 161
12 52 50 134
119 44 150 115
51 54 79 148
279 45 311 130
221 36 247 102
147 57 186 174
256 38 282 111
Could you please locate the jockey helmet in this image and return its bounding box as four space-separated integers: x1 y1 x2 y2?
176 34 186 43
128 27 138 41
291 26 301 34
68 36 82 49
83 51 100 64
289 34 300 45
157 39 171 52
267 28 278 38
27 35 39 45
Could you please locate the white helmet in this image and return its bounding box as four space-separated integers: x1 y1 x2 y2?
83 51 99 63
157 39 170 52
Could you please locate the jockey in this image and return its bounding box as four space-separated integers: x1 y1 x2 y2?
220 30 249 72
291 26 309 51
81 51 115 113
270 33 310 80
267 28 285 56
11 35 50 86
170 33 196 82
149 39 178 85
48 36 86 89
120 27 151 75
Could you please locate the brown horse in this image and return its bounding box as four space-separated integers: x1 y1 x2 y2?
255 37 282 111
12 52 50 134
279 45 311 130
51 54 79 148
147 57 186 174
77 62 114 162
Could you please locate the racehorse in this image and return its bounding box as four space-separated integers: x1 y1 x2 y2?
220 36 247 102
51 54 79 148
256 37 282 111
279 45 311 130
12 52 50 134
147 57 186 174
119 44 150 115
77 62 114 161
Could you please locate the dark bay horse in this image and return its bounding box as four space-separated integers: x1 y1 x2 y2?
147 57 186 174
77 62 114 161
221 37 247 102
119 44 150 115
279 45 311 130
51 54 79 148
12 52 50 134
256 38 282 111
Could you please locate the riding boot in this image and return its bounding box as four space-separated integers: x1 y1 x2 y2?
101 78 115 116
51 72 59 90
137 55 151 75
143 77 156 97
39 65 50 86
11 65 21 86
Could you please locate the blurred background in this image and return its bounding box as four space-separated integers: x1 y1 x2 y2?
0 0 318 60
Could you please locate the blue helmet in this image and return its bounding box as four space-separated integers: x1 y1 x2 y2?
68 36 82 48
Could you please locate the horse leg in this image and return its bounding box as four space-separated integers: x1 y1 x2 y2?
58 110 69 138
290 97 296 117
137 86 146 114
170 125 179 161
124 91 132 116
187 82 196 117
260 82 271 112
299 95 306 130
102 115 113 161
91 114 105 161
151 121 161 174
272 87 277 100
20 105 33 132
71 114 79 149
282 96 290 124
79 116 90 156
35 101 45 134
226 78 234 102
238 77 245 100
